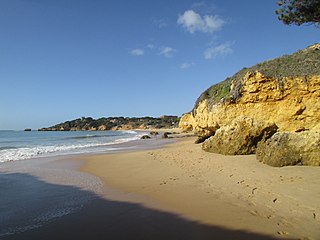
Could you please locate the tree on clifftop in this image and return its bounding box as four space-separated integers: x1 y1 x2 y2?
275 0 320 26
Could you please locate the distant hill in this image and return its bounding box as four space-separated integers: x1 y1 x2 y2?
39 116 179 131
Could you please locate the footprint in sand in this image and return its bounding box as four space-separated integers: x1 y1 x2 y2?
277 231 288 235
251 187 257 194
169 177 179 181
277 219 290 227
249 210 259 216
160 181 167 185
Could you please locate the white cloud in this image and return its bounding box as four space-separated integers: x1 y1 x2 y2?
147 44 155 49
159 47 176 58
154 19 168 28
130 49 144 56
180 62 194 69
177 10 224 34
204 42 233 59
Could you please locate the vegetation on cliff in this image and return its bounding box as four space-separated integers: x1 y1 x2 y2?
182 43 320 166
194 43 320 111
39 116 179 131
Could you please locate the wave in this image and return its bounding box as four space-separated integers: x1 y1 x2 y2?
63 131 136 140
123 130 138 134
0 146 18 151
0 134 144 163
63 134 118 140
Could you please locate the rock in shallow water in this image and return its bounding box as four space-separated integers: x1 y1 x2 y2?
150 131 159 136
162 132 169 139
140 135 151 139
256 131 320 167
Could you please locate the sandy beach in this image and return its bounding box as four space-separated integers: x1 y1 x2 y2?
1 133 319 240
2 1 319 239
80 134 320 239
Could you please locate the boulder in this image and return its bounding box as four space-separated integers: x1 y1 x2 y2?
162 132 169 139
150 131 159 136
141 135 151 139
202 116 278 155
256 131 320 167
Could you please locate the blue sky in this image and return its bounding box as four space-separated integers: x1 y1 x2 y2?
0 0 318 130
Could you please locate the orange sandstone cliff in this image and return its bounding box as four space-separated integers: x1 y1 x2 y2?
179 43 320 166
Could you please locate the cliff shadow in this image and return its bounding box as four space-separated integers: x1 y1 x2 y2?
0 172 279 240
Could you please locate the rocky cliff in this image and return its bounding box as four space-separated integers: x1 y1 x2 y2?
179 43 320 166
180 43 320 134
183 73 320 134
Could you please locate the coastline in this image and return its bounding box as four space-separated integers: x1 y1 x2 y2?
1 132 319 239
80 135 320 239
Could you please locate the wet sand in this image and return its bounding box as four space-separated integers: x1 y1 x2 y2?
1 134 320 239
81 136 320 239
1 190 278 240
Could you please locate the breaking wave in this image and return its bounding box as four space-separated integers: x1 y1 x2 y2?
0 132 144 163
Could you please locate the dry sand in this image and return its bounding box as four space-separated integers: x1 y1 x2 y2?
81 135 320 240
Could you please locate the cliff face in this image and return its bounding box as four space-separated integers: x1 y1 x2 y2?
178 113 194 131
184 73 320 134
180 44 320 135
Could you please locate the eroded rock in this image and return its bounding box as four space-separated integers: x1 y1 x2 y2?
141 135 151 139
256 131 320 167
202 116 278 155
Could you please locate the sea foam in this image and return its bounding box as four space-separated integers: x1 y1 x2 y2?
0 131 144 163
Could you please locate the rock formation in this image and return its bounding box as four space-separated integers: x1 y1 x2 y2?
162 132 169 139
181 72 320 134
141 135 151 139
178 113 194 132
202 117 278 155
179 43 320 166
180 43 320 135
256 131 320 167
150 131 159 136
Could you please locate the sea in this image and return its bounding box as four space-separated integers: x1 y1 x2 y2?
0 130 146 163
0 129 153 237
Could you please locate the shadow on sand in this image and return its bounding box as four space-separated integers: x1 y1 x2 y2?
0 172 279 240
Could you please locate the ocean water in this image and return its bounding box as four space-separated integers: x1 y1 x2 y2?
0 130 145 163
0 130 173 237
0 130 148 237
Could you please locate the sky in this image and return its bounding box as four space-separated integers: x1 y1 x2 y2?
0 0 319 130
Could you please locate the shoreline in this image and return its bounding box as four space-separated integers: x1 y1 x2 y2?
80 136 320 239
1 132 319 239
